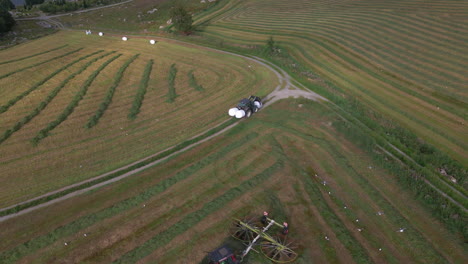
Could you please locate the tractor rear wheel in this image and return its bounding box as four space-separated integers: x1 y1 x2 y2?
246 109 252 118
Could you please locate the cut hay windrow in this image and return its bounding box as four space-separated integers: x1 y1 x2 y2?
114 160 283 264
128 59 153 120
301 169 373 264
0 50 105 115
0 45 68 65
0 50 111 145
295 137 449 263
188 69 204 92
166 63 178 103
86 54 140 128
0 48 83 81
31 54 122 145
0 131 256 263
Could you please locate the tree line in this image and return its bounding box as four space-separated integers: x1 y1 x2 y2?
0 0 15 33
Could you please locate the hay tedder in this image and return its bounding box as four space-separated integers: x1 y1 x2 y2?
223 213 298 263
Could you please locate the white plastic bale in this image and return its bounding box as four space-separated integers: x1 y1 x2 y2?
228 108 238 117
235 110 245 118
150 40 156 45
99 32 103 36
254 101 261 108
122 36 128 41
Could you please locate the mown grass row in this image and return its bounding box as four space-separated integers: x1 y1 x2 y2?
114 159 283 263
333 118 467 241
188 70 204 91
0 128 251 263
86 54 140 128
31 54 122 145
128 59 153 120
293 43 468 237
0 45 68 65
166 63 178 103
300 168 373 264
301 138 449 263
0 50 111 145
0 48 83 80
0 50 104 115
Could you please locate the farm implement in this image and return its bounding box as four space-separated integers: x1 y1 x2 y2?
221 212 298 263
228 96 263 119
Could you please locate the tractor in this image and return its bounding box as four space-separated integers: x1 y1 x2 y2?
207 212 297 263
228 96 263 119
208 245 239 264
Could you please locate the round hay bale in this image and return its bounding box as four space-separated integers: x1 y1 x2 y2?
122 36 128 41
99 32 103 36
235 110 245 119
150 39 156 45
228 108 238 116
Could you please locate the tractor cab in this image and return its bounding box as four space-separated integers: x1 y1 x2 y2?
208 245 239 264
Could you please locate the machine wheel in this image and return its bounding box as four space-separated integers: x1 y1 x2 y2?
246 109 252 118
261 236 298 263
230 217 259 242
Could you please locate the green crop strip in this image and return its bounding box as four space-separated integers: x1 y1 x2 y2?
0 45 68 65
128 59 153 120
31 54 122 145
0 129 253 263
86 54 140 128
114 160 283 264
166 63 178 103
188 70 204 91
0 50 111 145
0 48 83 80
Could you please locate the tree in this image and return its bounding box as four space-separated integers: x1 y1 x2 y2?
170 5 192 34
0 8 15 33
0 0 14 11
264 36 277 55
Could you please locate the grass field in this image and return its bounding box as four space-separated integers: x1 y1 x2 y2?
0 30 277 207
194 0 468 164
0 99 465 263
0 0 466 263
